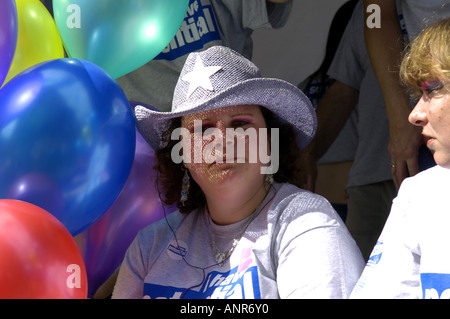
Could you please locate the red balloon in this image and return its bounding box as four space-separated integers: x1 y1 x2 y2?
0 199 87 298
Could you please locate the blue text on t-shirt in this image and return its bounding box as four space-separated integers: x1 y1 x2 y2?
143 265 261 299
154 0 221 61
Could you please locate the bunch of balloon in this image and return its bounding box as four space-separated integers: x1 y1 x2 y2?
1 0 64 88
0 0 191 299
53 0 190 79
0 58 136 236
80 104 176 298
0 200 87 299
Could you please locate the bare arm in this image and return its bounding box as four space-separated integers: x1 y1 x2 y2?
297 80 359 191
363 0 422 188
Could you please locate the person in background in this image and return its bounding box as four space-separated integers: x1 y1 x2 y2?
39 0 292 112
298 0 358 222
299 0 396 261
117 0 293 112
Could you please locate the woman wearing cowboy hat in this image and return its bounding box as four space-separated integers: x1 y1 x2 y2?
112 46 364 299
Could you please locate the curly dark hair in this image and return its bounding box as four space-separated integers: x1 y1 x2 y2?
154 106 302 214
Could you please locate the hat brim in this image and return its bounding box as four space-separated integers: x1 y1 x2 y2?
134 77 317 151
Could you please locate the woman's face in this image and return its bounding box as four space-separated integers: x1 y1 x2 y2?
409 81 450 168
180 104 270 192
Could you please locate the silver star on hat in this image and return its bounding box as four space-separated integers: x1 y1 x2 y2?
182 56 222 97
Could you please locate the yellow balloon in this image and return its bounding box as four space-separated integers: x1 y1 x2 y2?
2 0 64 86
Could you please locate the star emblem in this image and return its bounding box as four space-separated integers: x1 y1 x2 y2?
182 56 222 97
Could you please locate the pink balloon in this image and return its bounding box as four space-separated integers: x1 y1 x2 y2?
80 104 176 297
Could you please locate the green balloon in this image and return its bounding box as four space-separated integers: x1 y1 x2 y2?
53 0 189 79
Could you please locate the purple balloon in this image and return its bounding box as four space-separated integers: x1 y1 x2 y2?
81 108 176 297
0 0 18 86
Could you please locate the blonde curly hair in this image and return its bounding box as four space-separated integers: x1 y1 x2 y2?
400 17 450 98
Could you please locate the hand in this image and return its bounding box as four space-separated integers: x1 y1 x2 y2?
388 112 422 188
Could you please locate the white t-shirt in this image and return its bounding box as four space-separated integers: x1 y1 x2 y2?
351 166 450 299
112 183 364 299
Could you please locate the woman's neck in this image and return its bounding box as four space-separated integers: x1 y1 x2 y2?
205 181 270 225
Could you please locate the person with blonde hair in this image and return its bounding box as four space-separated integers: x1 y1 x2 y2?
351 18 450 299
400 18 450 102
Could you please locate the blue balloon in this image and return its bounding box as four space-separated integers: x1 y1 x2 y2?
0 58 136 235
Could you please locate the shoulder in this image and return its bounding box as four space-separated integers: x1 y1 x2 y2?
136 210 185 244
392 166 450 220
269 183 343 232
273 183 337 212
397 166 449 197
130 209 205 264
387 166 450 233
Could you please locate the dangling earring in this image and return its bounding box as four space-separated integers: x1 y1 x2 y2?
265 174 274 189
180 167 190 206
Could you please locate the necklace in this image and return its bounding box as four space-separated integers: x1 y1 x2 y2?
209 214 256 266
207 187 273 266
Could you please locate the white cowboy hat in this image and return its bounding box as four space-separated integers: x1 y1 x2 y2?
134 45 316 151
